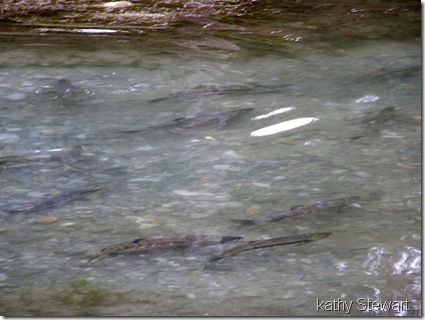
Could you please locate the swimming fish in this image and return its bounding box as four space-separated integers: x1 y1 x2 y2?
2 183 102 214
121 108 253 134
208 232 332 261
96 235 242 257
350 106 396 140
79 235 243 272
233 196 361 226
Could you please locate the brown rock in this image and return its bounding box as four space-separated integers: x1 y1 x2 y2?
35 216 59 224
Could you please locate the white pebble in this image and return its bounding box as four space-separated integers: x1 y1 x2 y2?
355 171 370 178
60 222 75 227
252 182 271 188
6 93 26 101
281 293 295 299
213 164 240 171
173 189 202 197
27 191 45 198
0 133 19 144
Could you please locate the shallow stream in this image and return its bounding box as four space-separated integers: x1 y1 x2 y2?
0 16 421 316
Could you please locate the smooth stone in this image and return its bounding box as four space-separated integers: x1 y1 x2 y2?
246 204 261 216
6 93 26 101
173 190 229 200
27 191 45 198
252 182 271 188
331 169 347 174
173 189 202 197
213 164 240 171
332 157 346 166
240 290 259 297
223 150 241 158
281 293 295 299
156 206 172 213
355 171 370 178
35 216 59 224
60 222 75 227
138 222 161 229
38 129 56 135
300 258 313 265
225 201 244 209
6 128 22 132
0 133 19 144
213 164 231 170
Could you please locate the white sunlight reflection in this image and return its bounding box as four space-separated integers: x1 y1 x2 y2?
250 117 319 137
355 95 380 103
251 107 294 120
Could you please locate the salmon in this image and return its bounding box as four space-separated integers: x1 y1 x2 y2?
2 183 102 214
233 196 361 226
209 232 332 261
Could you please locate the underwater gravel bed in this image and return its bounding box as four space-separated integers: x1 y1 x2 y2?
0 34 421 316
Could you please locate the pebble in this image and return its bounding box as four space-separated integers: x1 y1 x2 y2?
38 129 56 135
161 201 180 208
6 127 22 132
331 169 347 175
173 189 229 200
355 171 370 178
6 93 26 101
156 206 172 212
27 191 46 198
246 204 261 216
36 216 59 224
240 290 259 297
252 182 271 188
214 164 241 171
173 189 203 197
138 222 161 229
60 222 75 227
225 201 244 209
332 157 347 166
300 258 313 265
223 150 241 158
281 292 295 299
0 133 19 144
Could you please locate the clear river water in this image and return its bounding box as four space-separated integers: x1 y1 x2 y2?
0 17 421 316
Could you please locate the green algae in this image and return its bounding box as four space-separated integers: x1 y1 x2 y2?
0 279 121 316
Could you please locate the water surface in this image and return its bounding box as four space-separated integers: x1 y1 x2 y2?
0 28 420 316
